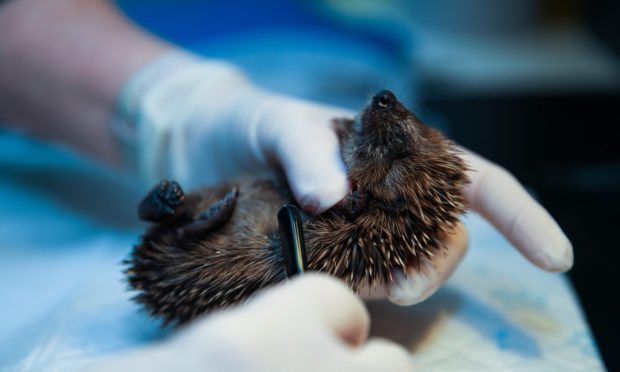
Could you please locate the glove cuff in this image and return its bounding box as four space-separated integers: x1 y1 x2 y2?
109 49 253 185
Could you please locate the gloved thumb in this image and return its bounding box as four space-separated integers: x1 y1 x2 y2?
255 96 353 214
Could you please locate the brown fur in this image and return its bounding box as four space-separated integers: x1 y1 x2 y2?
127 91 469 326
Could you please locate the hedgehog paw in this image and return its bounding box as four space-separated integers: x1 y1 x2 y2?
178 187 239 237
337 189 368 218
138 180 185 222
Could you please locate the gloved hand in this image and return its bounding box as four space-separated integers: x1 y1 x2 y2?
113 50 573 306
87 275 412 372
113 50 352 214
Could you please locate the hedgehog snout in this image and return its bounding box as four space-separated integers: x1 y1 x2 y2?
372 90 396 110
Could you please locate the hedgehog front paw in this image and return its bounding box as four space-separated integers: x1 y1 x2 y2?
335 189 368 218
177 187 239 238
138 180 185 222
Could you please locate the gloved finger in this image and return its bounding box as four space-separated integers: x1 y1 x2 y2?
279 106 353 215
358 222 469 305
460 149 573 272
350 339 413 372
252 273 371 346
256 97 353 214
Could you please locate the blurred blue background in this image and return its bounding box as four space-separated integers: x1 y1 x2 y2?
118 0 620 368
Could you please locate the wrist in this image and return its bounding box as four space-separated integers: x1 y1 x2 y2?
111 50 263 185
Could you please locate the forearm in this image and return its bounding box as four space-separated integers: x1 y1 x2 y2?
0 0 171 163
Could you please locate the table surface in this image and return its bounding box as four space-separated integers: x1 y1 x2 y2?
0 131 604 371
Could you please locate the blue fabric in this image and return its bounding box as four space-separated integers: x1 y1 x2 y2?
0 132 167 369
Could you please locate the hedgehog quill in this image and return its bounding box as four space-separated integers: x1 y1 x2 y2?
126 90 469 325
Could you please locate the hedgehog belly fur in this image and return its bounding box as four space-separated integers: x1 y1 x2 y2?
128 180 289 325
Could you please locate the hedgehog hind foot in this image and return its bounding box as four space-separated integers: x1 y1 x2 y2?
178 187 239 237
138 180 185 222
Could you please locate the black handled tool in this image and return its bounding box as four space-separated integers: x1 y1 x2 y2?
277 204 308 277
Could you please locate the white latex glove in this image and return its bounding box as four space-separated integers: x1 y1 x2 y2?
113 50 352 214
86 274 412 372
112 50 573 306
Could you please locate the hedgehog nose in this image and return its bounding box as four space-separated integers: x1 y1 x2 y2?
373 90 396 110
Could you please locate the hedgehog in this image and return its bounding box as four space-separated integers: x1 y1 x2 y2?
126 90 469 326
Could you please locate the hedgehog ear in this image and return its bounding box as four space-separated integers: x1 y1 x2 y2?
138 180 185 222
